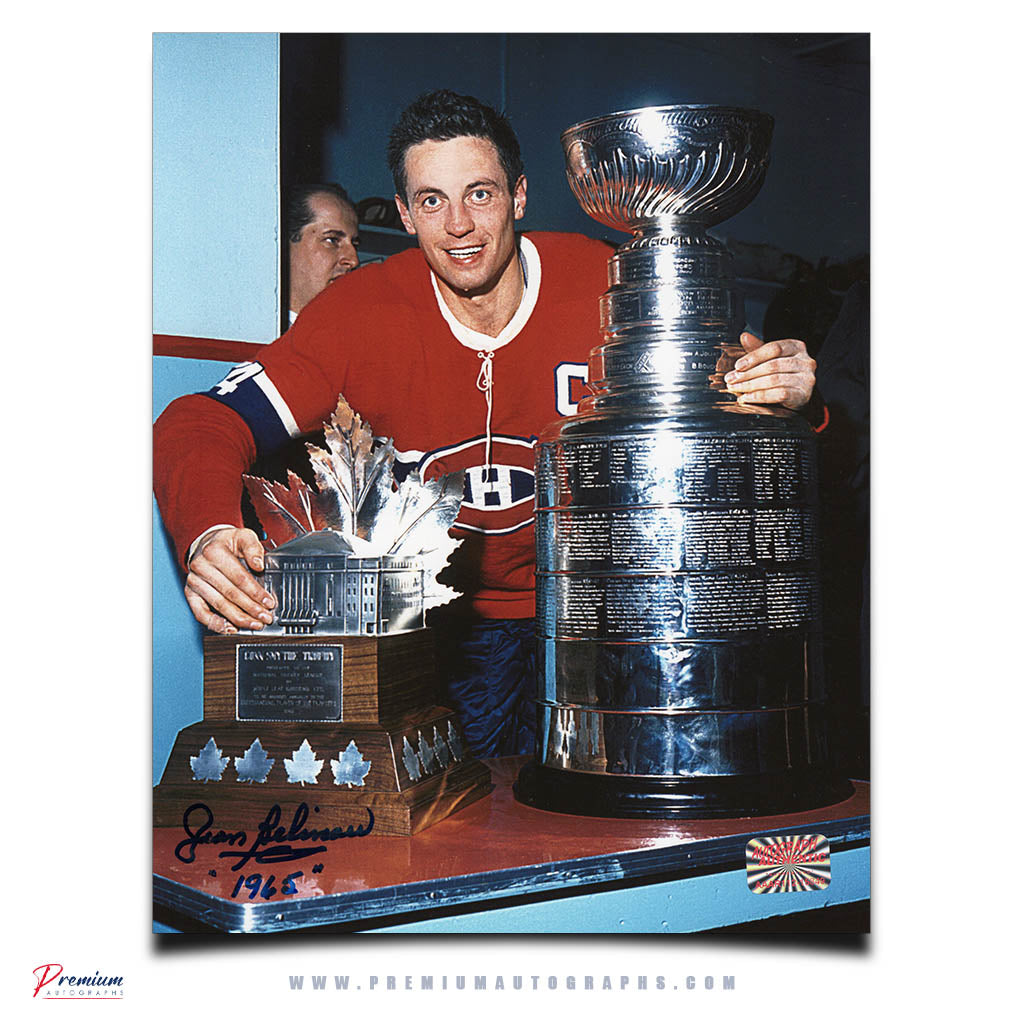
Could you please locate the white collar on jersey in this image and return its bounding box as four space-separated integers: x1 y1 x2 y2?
429 235 542 353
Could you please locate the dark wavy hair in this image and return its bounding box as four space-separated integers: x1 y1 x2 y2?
387 90 524 203
287 184 355 243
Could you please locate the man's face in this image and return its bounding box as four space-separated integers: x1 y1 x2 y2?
395 136 526 298
289 193 360 314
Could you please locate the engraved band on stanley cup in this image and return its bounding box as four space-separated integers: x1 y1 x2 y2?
514 105 852 817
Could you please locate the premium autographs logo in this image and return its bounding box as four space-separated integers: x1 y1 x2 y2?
174 801 374 871
32 964 124 999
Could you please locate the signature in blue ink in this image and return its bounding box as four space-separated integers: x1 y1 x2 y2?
174 802 374 870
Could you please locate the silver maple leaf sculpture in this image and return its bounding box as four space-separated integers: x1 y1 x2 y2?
242 394 465 614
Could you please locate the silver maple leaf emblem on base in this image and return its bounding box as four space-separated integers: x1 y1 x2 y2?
284 739 324 785
331 740 372 787
190 737 229 783
402 736 422 782
234 738 275 783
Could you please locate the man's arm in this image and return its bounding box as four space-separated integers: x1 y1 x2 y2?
153 392 276 634
724 331 816 411
184 525 275 635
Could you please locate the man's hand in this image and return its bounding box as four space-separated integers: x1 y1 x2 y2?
184 527 276 634
724 331 816 410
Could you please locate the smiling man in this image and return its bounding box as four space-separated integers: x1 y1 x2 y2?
287 184 361 321
394 134 526 334
154 90 818 756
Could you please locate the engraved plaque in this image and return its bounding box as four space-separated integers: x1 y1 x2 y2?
539 432 817 509
538 570 819 641
599 346 721 380
235 643 343 722
601 284 736 326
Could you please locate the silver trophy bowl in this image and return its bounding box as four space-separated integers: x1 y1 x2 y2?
515 105 849 818
561 104 773 232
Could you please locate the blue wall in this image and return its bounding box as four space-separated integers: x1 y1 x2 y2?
153 358 243 781
153 33 281 342
153 33 280 782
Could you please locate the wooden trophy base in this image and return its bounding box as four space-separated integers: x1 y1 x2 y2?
154 631 492 836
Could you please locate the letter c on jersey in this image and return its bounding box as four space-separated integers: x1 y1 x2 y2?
554 362 588 416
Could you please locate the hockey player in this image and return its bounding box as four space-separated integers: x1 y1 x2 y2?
154 89 817 755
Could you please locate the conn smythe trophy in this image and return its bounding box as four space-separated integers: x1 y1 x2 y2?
154 396 492 835
515 104 852 818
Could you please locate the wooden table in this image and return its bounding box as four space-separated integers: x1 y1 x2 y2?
153 758 869 933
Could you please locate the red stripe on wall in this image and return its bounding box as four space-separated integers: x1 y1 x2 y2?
153 335 269 361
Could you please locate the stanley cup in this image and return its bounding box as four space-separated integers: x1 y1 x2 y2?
514 105 851 817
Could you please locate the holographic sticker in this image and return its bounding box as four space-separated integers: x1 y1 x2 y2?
745 834 831 893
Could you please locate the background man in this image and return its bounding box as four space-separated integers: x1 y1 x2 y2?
287 183 361 322
154 90 817 756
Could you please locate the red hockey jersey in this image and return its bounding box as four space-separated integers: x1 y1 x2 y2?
154 231 613 619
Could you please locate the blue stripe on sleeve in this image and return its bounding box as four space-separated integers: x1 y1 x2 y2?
204 362 292 456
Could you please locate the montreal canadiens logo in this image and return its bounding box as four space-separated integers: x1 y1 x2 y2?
462 464 534 510
418 435 536 535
